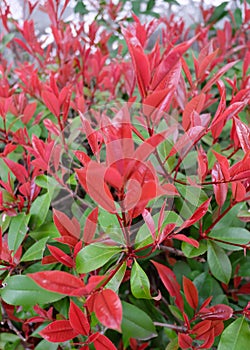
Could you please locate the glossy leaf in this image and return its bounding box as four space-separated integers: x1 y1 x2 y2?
218 317 250 350
28 271 85 296
89 333 117 350
199 304 233 321
8 212 30 253
207 241 232 284
209 227 250 251
69 301 90 335
21 237 48 262
47 245 75 267
131 260 151 299
76 243 123 274
30 192 50 228
151 260 184 311
0 275 63 306
94 289 122 331
178 333 193 349
121 301 157 341
39 320 78 343
183 276 198 310
176 198 211 232
83 207 98 243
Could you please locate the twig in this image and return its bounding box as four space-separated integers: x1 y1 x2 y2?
154 322 187 332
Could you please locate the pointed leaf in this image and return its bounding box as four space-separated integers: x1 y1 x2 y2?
39 320 78 343
121 301 157 341
76 243 122 274
183 276 199 310
28 271 85 296
41 91 60 117
0 275 63 306
69 301 90 335
131 260 151 299
21 237 48 262
89 333 117 350
176 198 211 232
47 245 74 267
151 260 184 311
218 317 250 350
83 207 98 243
207 241 232 284
94 289 122 331
8 213 30 253
4 158 28 184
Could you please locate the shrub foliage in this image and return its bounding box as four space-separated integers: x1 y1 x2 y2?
0 0 250 349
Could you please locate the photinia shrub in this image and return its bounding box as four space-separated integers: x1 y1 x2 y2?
0 0 250 349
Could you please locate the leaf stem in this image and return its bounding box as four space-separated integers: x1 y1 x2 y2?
153 322 187 332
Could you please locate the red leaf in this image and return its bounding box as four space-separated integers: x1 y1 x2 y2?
41 91 60 117
94 289 122 331
122 28 150 98
177 198 211 232
151 37 196 91
178 333 193 349
83 207 98 243
212 163 228 207
4 158 28 184
142 209 156 240
89 332 117 350
28 271 85 296
133 127 176 164
173 234 199 248
192 320 212 337
39 320 78 342
22 102 37 124
76 162 116 213
234 117 250 153
202 61 238 93
199 304 233 321
183 276 199 310
69 301 90 335
53 209 81 239
197 145 208 182
182 94 206 131
157 223 176 244
47 245 75 268
151 260 184 311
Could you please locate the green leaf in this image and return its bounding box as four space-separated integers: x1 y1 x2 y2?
121 301 157 345
207 241 232 284
30 192 51 228
218 317 250 350
106 262 127 292
21 237 48 262
0 275 64 306
0 213 10 233
8 213 30 253
0 333 20 343
168 305 184 321
35 339 58 350
74 1 88 15
146 0 155 12
131 260 151 299
182 239 207 258
213 203 245 229
207 2 228 24
193 272 223 305
35 175 58 199
166 337 179 350
29 222 60 240
209 228 250 251
76 243 123 273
